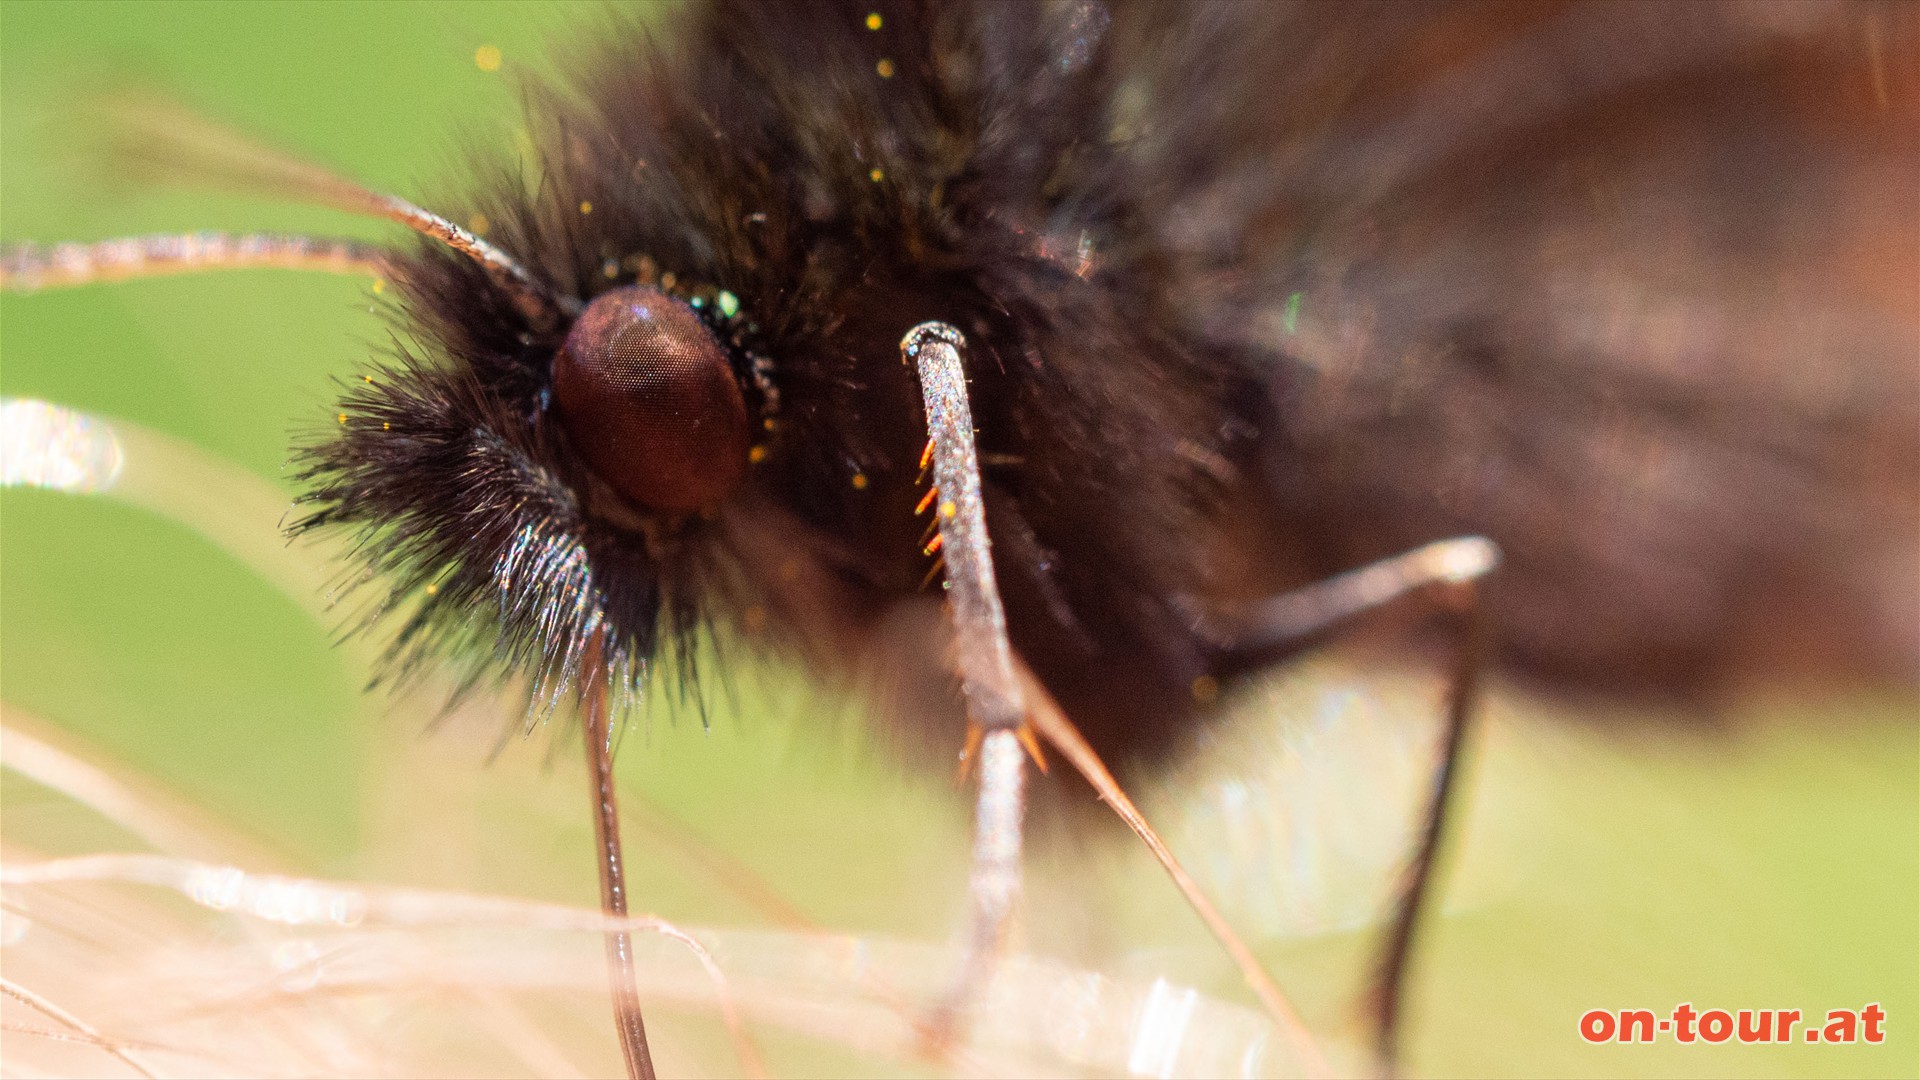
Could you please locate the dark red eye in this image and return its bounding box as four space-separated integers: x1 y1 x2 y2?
551 286 750 513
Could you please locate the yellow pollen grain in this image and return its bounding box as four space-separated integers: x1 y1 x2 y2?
851 472 869 490
336 413 348 424
474 44 502 72
468 213 491 236
579 200 593 215
371 278 386 295
939 500 957 518
382 422 390 430
865 12 882 30
749 445 769 464
425 583 439 595
363 374 374 383
1191 675 1220 704
876 58 896 78
869 167 885 183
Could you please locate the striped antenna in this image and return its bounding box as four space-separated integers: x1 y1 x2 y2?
2 97 570 318
1 233 384 291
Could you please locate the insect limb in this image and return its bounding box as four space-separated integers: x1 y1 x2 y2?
1216 536 1501 1075
0 233 386 291
579 631 657 1080
1223 537 1500 658
943 728 1029 1018
1372 572 1490 1076
900 322 1031 1046
903 323 1025 734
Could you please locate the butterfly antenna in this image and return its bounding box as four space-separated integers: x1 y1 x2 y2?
579 630 657 1080
2 98 570 319
0 234 385 291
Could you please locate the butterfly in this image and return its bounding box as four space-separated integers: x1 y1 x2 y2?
4 2 1914 1077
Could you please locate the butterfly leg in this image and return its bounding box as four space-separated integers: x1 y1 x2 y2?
901 323 1035 1045
1373 574 1486 1076
904 322 1339 1074
1217 537 1500 1076
579 632 657 1080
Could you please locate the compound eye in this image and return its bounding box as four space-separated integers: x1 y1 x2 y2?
552 286 750 512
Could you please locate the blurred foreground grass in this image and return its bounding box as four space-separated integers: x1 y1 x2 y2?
3 3 1915 1077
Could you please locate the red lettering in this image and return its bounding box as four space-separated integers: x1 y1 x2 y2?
1673 1003 1699 1043
1578 1003 1870 1047
1620 1010 1656 1043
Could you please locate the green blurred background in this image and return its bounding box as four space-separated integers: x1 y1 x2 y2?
2 3 1915 1077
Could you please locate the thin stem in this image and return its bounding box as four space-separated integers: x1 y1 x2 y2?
0 978 156 1079
1017 660 1332 1079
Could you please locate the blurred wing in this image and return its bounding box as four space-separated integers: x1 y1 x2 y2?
1108 1 1920 691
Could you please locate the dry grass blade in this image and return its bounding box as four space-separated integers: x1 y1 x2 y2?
2 714 1298 1078
1019 659 1333 1079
